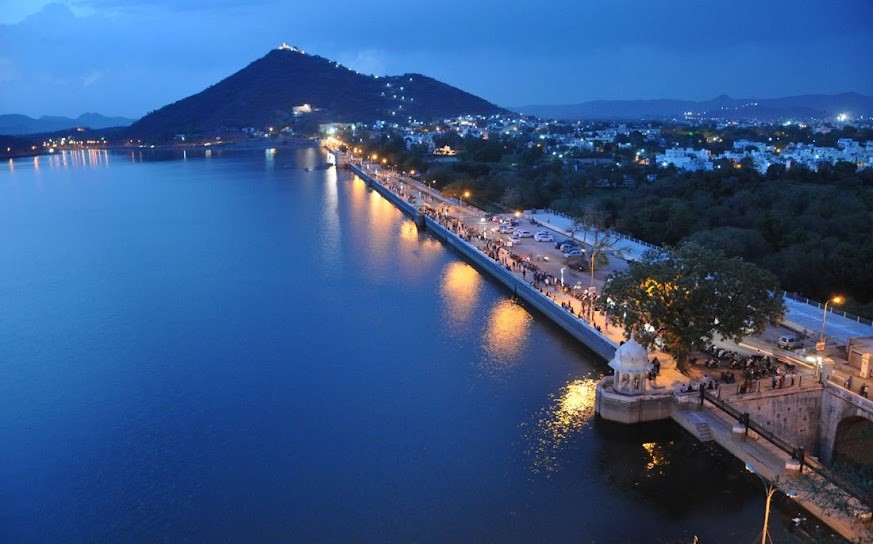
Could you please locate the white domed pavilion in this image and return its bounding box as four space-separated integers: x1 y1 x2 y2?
607 335 652 395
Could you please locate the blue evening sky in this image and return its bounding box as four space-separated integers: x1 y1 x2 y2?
1 0 871 118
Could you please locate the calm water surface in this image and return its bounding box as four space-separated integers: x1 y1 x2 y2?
0 149 839 543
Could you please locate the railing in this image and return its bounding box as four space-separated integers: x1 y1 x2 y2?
779 290 873 327
702 390 873 509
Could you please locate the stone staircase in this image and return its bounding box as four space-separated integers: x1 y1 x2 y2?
695 421 714 442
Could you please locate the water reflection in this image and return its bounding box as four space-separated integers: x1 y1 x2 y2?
524 377 598 475
641 441 668 473
399 220 419 243
479 298 532 375
319 165 340 273
440 261 482 334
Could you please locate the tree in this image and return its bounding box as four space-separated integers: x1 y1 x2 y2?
601 242 785 369
574 209 623 290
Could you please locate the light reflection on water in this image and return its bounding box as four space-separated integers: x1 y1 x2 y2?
641 441 669 474
319 164 341 274
479 298 532 376
524 377 599 475
439 261 482 335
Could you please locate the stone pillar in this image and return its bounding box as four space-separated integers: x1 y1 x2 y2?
785 458 802 477
732 425 746 442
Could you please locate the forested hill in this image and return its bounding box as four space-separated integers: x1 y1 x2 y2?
126 47 505 141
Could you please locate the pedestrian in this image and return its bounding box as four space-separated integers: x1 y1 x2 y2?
862 384 869 399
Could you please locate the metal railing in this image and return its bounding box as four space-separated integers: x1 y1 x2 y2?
780 290 873 326
701 390 873 509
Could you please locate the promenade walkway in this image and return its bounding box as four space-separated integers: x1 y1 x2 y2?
335 151 872 542
526 210 873 345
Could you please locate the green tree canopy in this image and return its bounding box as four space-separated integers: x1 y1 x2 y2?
602 242 785 368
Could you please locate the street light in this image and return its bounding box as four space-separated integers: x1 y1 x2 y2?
818 295 844 350
461 190 470 206
560 267 566 287
745 462 798 544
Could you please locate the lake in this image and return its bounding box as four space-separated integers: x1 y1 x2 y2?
0 148 839 543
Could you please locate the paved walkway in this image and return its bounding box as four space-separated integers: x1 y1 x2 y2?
527 211 873 345
339 154 872 399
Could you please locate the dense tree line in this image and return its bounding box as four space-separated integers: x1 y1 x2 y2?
594 164 873 318
340 126 873 318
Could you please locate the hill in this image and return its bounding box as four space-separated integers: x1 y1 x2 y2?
516 92 873 121
127 46 505 141
0 113 135 136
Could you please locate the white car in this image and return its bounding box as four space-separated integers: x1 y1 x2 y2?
516 230 533 238
563 248 585 258
534 232 554 242
507 236 521 245
499 225 515 234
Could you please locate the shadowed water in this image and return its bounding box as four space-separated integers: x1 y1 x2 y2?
0 148 841 543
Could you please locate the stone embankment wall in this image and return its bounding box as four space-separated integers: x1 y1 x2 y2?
594 377 673 423
818 382 873 464
728 385 823 453
349 164 618 362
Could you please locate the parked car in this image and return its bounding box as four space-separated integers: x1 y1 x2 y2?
516 230 533 238
534 232 554 242
499 225 515 233
563 248 584 258
555 239 578 250
508 236 521 245
777 334 801 349
566 257 587 271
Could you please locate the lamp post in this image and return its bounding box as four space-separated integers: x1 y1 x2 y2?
560 267 566 288
745 463 798 544
461 190 471 207
818 295 844 350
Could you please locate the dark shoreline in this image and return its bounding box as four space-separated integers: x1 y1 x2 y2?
1 137 318 161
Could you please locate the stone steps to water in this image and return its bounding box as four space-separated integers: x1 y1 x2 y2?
695 422 714 442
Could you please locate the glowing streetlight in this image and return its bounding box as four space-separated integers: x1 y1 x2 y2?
818 295 844 350
745 463 798 544
461 190 470 206
371 154 378 161
560 267 566 287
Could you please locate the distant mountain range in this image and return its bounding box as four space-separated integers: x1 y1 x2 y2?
0 113 135 135
516 92 873 121
127 46 505 140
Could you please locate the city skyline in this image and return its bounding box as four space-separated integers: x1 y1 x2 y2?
1 0 872 118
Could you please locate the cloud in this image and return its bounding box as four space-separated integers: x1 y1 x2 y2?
80 68 105 87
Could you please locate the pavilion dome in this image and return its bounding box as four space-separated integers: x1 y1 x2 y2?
607 335 650 373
